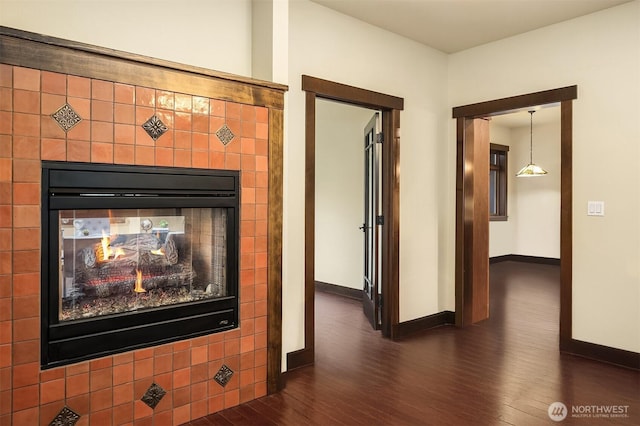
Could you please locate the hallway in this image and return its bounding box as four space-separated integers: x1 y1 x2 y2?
187 262 639 425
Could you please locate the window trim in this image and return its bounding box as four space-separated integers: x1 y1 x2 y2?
490 143 509 221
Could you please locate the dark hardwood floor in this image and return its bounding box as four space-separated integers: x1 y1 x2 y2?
185 262 639 425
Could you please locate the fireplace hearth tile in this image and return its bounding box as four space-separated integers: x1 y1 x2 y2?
215 124 235 146
214 364 234 387
142 114 168 141
141 382 166 409
51 103 82 132
49 406 80 426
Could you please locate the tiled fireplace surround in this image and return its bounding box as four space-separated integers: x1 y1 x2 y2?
0 52 278 425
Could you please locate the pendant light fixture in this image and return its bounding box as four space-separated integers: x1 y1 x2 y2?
516 110 548 177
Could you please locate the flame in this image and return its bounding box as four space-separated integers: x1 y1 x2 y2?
112 248 126 260
100 230 110 261
150 247 165 256
134 269 146 293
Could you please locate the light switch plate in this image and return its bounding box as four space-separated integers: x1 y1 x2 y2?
587 201 605 216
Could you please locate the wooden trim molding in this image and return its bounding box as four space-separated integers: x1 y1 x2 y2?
315 281 362 300
489 255 561 266
561 339 640 371
392 311 455 340
292 75 404 370
559 100 573 344
0 26 286 109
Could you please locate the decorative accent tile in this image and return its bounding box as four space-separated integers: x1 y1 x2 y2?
142 114 168 141
51 103 82 132
49 406 80 426
215 124 235 146
214 364 234 387
141 382 166 409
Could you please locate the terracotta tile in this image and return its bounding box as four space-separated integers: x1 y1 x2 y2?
12 339 38 364
115 83 135 104
240 283 254 302
66 362 89 377
0 88 11 112
225 153 240 170
41 93 65 116
174 130 191 150
39 401 67 426
67 393 91 416
226 102 241 120
92 79 113 101
0 65 12 88
0 229 9 251
155 109 174 129
240 204 255 221
209 117 225 142
13 206 40 228
134 358 153 380
41 138 66 161
13 67 40 92
153 343 172 356
91 387 113 411
12 383 38 411
224 388 239 409
191 96 209 115
0 183 10 206
241 171 255 189
240 105 255 122
66 120 91 141
135 146 154 166
240 351 254 371
113 352 134 365
172 385 190 408
67 140 91 162
174 403 191 425
90 366 112 391
152 353 172 376
173 340 191 351
174 93 191 112
90 409 113 426
255 204 268 221
256 122 269 140
174 112 191 132
40 115 63 140
12 407 38 426
0 344 10 367
133 348 153 361
115 124 135 144
191 363 208 384
174 150 191 167
0 276 10 298
223 329 241 341
192 132 208 151
13 295 39 319
0 252 10 274
255 106 268 123
240 138 255 155
135 87 155 107
192 151 208 169
0 389 10 414
68 75 91 98
208 342 224 362
255 284 267 302
13 90 40 114
40 367 64 382
190 381 206 402
40 378 65 404
254 380 267 398
0 111 11 135
209 152 225 169
113 402 134 425
41 71 66 95
255 171 268 189
208 393 224 414
91 141 114 164
67 96 91 118
155 90 174 110
155 147 173 167
241 154 256 171
66 371 89 397
0 162 10 185
134 127 154 147
173 367 190 389
241 121 256 138
13 113 40 137
224 339 240 357
92 121 114 143
13 250 39 273
191 398 208 421
13 182 40 204
114 103 135 125
240 384 254 404
13 316 39 342
254 348 266 366
114 144 135 165
13 136 40 160
112 362 133 386
0 135 11 158
133 399 152 421
255 266 267 285
0 322 10 344
112 382 133 407
92 99 114 122
173 350 190 370
240 303 254 321
254 138 267 156
256 155 268 172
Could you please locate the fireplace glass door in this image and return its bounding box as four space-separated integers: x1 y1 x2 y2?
59 208 228 321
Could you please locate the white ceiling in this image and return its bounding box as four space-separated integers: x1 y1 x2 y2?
309 0 632 53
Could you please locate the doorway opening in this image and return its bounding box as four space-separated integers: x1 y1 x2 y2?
452 86 577 349
287 76 404 370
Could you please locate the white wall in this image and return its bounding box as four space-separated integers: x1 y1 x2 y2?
315 100 374 290
284 0 449 360
0 0 253 77
449 1 640 352
490 118 561 259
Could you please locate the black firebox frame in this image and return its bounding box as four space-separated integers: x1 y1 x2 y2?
40 161 239 369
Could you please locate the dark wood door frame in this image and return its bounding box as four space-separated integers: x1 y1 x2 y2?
287 75 404 370
452 86 577 345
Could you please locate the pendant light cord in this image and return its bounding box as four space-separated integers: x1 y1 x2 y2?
529 110 534 164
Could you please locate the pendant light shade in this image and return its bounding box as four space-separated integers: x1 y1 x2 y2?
516 110 548 177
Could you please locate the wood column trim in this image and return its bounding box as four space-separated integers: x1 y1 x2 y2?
559 100 573 343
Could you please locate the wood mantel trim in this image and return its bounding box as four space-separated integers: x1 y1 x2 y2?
0 26 287 108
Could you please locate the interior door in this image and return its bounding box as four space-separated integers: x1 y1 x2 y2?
362 113 382 330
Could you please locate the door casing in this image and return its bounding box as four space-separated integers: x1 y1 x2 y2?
452 86 577 346
287 75 404 370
